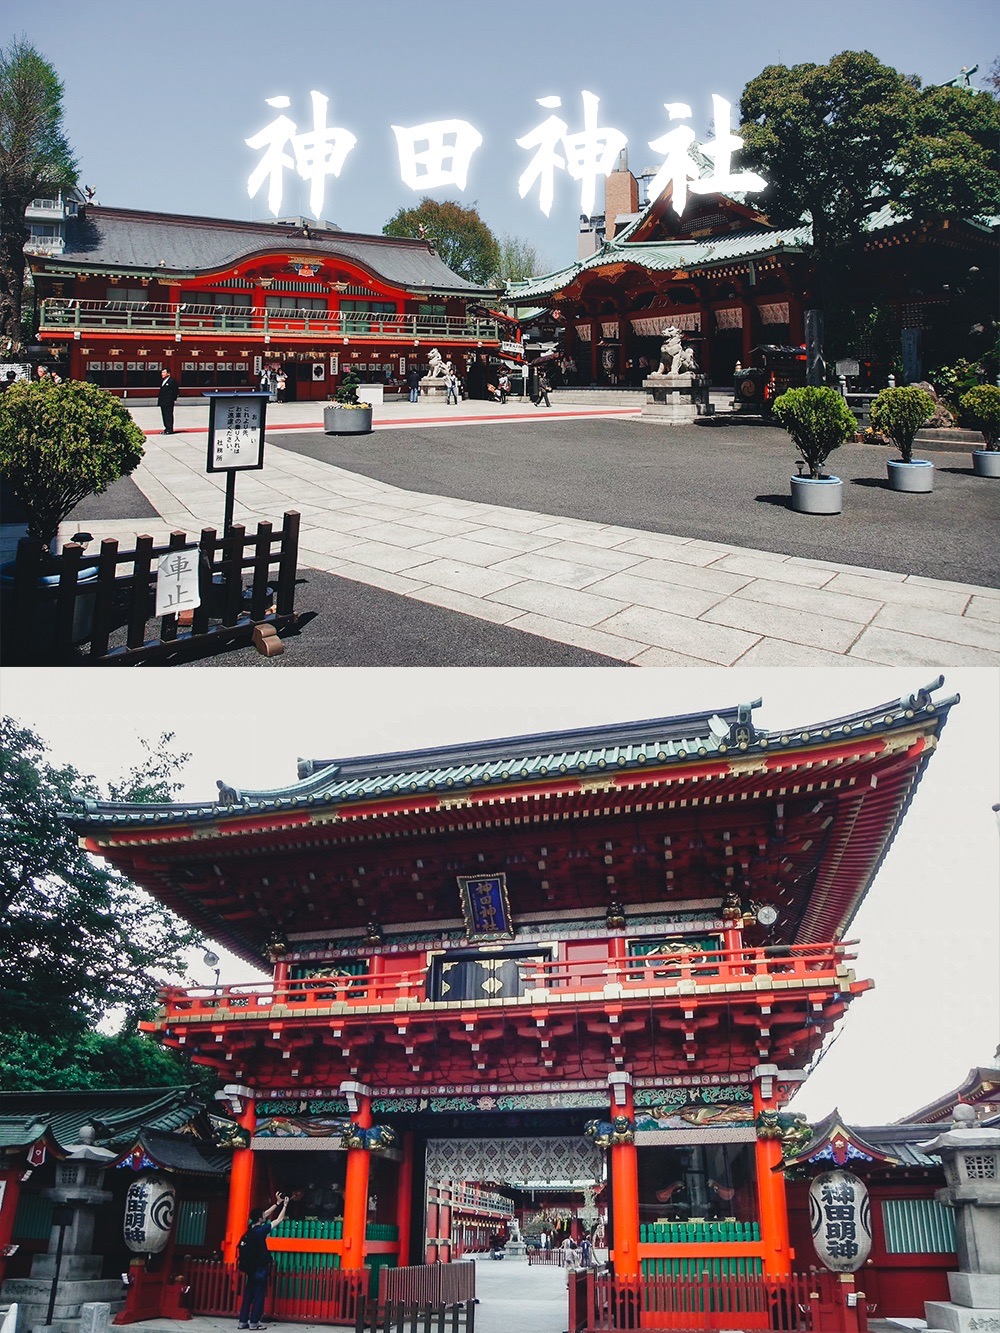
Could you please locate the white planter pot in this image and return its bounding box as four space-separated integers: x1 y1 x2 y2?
323 404 373 435
972 449 1000 478
790 474 843 515
887 458 934 492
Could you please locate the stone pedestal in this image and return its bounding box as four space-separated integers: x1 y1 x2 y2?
503 1238 527 1260
419 376 448 402
922 1106 1000 1333
640 374 701 425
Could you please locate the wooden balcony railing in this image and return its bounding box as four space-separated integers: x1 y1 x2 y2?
39 298 504 343
153 942 858 1025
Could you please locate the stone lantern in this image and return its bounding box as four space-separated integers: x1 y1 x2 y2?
1 1127 124 1333
923 1104 1000 1333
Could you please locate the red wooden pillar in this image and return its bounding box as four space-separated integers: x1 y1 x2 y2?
222 1086 256 1263
752 1065 792 1277
394 1130 414 1267
607 1072 640 1280
341 1080 373 1272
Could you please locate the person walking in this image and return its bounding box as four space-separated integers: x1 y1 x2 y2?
157 367 179 434
237 1191 289 1330
497 371 510 404
407 366 420 404
445 361 459 405
536 369 551 408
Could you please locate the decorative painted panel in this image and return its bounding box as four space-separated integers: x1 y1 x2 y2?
426 1136 601 1186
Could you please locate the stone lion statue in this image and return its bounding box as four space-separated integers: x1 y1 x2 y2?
657 326 698 376
426 348 447 378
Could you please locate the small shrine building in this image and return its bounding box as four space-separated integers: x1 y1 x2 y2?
62 684 960 1319
28 207 515 401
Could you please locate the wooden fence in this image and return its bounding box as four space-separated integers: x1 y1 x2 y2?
379 1261 475 1306
355 1298 475 1333
567 1269 867 1333
1 511 300 665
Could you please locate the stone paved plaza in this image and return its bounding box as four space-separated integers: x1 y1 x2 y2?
10 395 997 668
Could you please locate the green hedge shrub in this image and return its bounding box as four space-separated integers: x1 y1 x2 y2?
868 386 935 463
771 387 856 480
0 379 145 550
959 384 1000 450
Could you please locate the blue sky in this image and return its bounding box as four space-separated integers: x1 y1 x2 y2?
11 0 997 272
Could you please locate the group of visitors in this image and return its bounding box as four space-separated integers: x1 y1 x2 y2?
259 367 287 402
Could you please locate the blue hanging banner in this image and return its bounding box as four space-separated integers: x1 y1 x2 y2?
457 873 514 940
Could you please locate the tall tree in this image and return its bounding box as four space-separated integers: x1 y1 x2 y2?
0 37 77 352
739 51 915 293
891 82 1000 221
383 198 501 285
0 718 200 1038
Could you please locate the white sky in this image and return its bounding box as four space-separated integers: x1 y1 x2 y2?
3 665 997 1126
9 0 995 270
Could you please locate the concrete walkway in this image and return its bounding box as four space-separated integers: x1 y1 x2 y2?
25 397 1000 666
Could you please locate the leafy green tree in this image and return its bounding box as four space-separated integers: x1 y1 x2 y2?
0 1027 219 1093
891 83 1000 220
0 37 78 351
0 717 201 1039
739 51 915 288
383 198 501 284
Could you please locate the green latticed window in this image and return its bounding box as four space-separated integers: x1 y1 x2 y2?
175 1199 207 1246
881 1199 956 1254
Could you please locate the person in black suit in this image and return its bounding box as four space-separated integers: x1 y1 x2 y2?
157 368 179 433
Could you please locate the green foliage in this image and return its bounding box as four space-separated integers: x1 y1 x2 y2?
930 358 987 410
334 368 362 406
892 84 1000 221
0 1026 219 1093
383 198 501 285
959 384 1000 449
0 37 78 346
771 386 857 479
0 379 144 548
0 717 201 1040
740 51 914 262
868 385 935 463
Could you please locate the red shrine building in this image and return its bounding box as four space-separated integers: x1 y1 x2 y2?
64 685 960 1325
507 165 998 388
28 207 516 401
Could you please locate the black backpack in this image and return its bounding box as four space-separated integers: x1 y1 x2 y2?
237 1224 269 1274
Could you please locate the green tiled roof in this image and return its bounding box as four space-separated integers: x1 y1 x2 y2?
0 1086 204 1152
65 686 958 832
506 226 810 302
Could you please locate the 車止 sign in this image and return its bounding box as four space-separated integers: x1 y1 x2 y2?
205 391 268 474
808 1170 872 1272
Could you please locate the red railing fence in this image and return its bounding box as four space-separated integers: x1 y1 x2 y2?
568 1269 868 1333
182 1257 366 1326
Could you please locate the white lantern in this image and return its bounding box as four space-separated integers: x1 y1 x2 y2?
808 1169 872 1272
123 1175 176 1254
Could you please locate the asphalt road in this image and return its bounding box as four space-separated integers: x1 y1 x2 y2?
277 417 1000 589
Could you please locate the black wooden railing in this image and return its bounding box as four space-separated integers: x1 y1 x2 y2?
1 511 300 665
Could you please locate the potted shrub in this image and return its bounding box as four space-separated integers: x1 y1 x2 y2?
323 369 373 435
959 384 1000 478
868 385 936 492
0 379 145 642
772 386 856 515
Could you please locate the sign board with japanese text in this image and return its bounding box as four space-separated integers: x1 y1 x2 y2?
155 548 201 619
205 391 268 474
457 873 515 941
808 1170 872 1272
